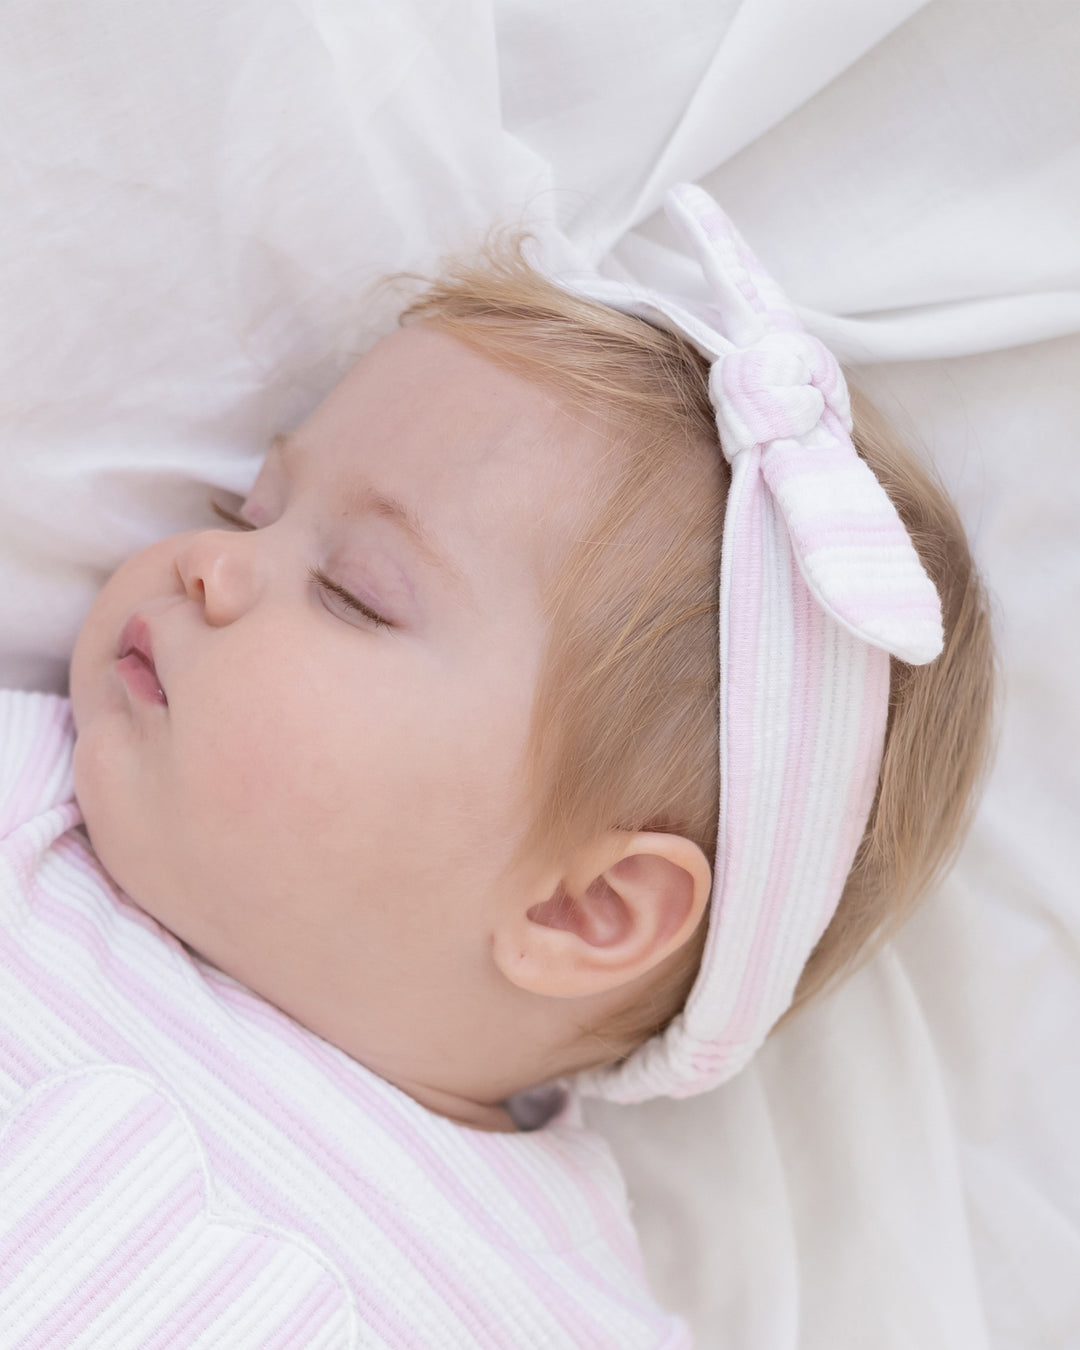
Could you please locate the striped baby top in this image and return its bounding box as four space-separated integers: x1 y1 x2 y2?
0 690 690 1349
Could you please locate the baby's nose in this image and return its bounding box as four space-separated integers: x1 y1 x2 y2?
173 528 260 626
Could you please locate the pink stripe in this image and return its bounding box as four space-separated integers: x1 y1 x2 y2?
473 1133 650 1315
702 452 766 959
0 893 162 1068
140 1230 280 1350
2 803 83 899
788 516 916 550
762 447 884 493
13 1174 203 1350
0 1094 171 1269
471 1134 591 1248
0 1020 49 1094
506 1130 642 1272
258 1274 347 1350
537 1118 648 1273
837 594 943 620
723 564 824 1045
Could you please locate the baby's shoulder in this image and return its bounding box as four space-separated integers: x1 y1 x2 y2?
0 689 76 839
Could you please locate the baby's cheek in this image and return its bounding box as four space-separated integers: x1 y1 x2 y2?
395 716 532 878
173 702 360 889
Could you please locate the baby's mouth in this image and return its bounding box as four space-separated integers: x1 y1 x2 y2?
117 614 168 706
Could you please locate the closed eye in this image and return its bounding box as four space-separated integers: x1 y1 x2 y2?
207 496 394 630
305 565 393 630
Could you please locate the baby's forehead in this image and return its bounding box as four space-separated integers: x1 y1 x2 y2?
343 323 612 492
301 323 615 590
363 322 593 428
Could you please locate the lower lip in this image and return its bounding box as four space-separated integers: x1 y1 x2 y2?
116 653 167 706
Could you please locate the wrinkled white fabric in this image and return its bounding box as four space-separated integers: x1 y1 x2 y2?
0 1 1077 1346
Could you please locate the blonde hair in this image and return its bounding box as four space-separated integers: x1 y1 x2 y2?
398 234 996 1068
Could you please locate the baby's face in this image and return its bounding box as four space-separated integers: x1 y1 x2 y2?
69 324 608 1106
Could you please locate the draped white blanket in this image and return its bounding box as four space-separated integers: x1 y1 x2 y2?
0 2 1076 1344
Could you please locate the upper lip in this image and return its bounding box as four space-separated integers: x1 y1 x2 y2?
117 614 166 699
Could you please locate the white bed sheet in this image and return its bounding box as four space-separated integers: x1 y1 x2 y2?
0 2 1076 1345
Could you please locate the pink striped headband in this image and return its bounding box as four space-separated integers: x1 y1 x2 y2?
567 184 944 1102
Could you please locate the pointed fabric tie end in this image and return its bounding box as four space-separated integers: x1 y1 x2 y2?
760 434 945 666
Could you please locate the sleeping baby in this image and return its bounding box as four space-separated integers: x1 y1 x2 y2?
0 185 994 1346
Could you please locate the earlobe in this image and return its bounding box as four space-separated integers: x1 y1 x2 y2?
493 833 712 1000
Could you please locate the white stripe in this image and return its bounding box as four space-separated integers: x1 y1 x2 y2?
769 458 894 522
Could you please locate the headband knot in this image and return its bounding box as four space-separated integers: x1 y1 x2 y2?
709 329 849 460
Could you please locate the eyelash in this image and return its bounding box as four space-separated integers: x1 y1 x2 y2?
207 497 394 630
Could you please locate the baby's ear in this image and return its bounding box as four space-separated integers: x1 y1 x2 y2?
492 833 711 999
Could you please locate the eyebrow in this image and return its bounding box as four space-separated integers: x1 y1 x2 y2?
270 433 473 604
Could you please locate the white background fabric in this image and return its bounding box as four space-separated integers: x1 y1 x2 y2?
0 1 1076 1345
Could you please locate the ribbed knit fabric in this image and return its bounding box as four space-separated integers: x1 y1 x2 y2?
0 690 689 1350
566 183 943 1103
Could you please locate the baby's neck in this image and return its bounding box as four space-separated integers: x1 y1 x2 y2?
389 1074 519 1133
